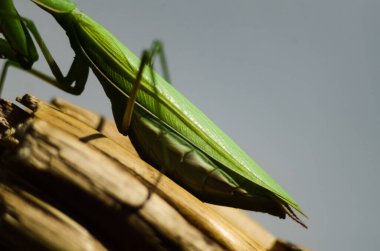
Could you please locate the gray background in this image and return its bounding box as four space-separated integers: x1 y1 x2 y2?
2 1 379 250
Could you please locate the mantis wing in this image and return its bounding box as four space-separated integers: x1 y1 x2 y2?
74 13 304 215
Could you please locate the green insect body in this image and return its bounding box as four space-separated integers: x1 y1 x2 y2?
2 0 306 226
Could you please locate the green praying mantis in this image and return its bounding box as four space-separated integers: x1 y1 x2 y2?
0 0 307 227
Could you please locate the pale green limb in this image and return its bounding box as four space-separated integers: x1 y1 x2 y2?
0 12 89 95
122 40 171 134
121 40 173 204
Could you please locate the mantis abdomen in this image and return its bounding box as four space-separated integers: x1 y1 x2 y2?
130 106 288 218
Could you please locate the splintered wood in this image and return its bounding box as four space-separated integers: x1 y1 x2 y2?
0 95 307 251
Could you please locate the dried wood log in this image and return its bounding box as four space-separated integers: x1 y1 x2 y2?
51 97 309 251
0 95 307 251
0 184 107 251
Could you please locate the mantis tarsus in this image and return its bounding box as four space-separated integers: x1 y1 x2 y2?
0 0 307 227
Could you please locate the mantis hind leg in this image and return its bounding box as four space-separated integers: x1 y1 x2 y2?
121 40 172 205
121 40 171 133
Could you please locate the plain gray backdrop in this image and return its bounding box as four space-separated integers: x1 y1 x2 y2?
2 1 379 250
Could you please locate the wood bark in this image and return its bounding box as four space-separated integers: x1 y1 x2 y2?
0 94 308 251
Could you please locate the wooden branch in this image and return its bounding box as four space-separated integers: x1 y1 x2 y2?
0 185 107 251
0 94 308 251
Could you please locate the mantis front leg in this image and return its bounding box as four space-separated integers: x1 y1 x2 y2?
0 5 89 96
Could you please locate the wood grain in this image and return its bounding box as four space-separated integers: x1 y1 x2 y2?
0 95 308 251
